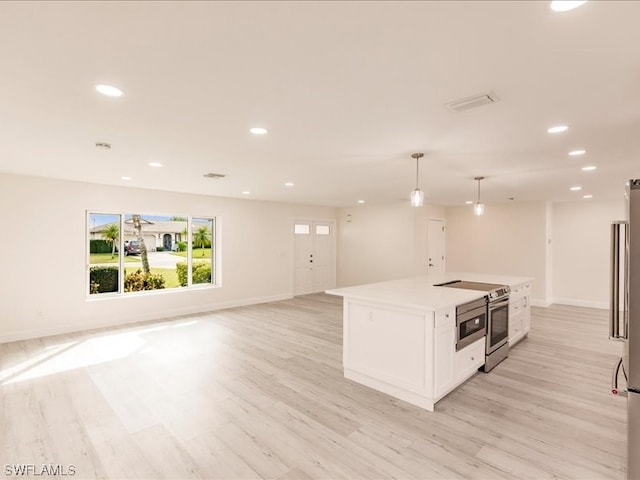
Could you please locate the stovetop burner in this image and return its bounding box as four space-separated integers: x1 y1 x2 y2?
434 280 510 301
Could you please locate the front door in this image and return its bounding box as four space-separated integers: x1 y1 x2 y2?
294 220 336 295
163 233 172 251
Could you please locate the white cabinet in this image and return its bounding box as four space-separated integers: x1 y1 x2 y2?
434 307 455 399
342 300 486 411
434 306 484 401
454 338 485 381
509 281 531 346
345 301 431 396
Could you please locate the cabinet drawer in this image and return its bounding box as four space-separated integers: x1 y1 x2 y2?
454 338 485 381
510 282 531 300
509 297 525 316
435 307 455 328
509 312 523 341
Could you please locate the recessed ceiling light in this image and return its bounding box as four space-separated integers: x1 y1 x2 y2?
583 194 593 199
250 127 268 135
121 176 132 181
465 200 473 205
284 182 294 187
570 186 582 191
550 1 588 12
582 165 597 171
357 200 365 204
148 162 163 167
547 125 569 134
242 191 251 195
95 84 123 97
569 149 586 156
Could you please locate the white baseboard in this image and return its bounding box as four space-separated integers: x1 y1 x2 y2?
0 293 293 344
550 297 609 310
529 298 552 307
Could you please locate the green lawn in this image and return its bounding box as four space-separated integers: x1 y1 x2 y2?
150 267 180 289
172 247 212 259
90 253 140 264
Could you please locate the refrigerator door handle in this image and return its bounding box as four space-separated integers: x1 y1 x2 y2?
610 221 628 341
610 222 621 339
623 221 630 339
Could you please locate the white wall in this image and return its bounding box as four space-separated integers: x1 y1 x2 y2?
445 202 549 304
551 199 624 308
336 202 445 287
0 173 336 343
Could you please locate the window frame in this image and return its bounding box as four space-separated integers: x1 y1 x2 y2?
86 211 219 299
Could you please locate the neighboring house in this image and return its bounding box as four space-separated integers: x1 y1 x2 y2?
90 218 188 252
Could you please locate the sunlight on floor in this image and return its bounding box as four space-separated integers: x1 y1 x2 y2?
0 322 191 385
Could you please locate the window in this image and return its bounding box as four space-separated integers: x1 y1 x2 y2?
315 225 330 235
294 223 310 235
88 213 121 294
191 217 214 285
87 212 217 296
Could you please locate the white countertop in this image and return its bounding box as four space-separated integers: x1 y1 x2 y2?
326 272 533 312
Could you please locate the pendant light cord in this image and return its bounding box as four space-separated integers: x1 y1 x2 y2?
474 176 484 203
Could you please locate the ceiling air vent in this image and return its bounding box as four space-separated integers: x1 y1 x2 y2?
445 92 499 112
203 173 226 179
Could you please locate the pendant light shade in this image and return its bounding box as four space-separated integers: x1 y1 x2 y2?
474 176 485 216
410 153 424 207
411 189 424 207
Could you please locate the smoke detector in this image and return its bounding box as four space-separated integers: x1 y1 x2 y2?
203 173 226 179
445 92 499 112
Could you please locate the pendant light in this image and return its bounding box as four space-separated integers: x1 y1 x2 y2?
410 152 424 207
474 176 485 216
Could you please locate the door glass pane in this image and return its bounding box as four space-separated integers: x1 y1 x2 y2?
295 223 310 235
88 213 121 295
191 217 214 285
315 225 330 235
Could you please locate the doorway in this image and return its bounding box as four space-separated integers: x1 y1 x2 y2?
163 233 172 251
427 218 445 275
294 220 336 295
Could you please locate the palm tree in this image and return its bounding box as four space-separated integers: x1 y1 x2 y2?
131 214 150 273
193 225 211 257
102 224 119 259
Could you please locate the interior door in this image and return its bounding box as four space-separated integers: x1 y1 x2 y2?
312 223 333 292
427 219 445 275
294 223 313 295
294 220 336 295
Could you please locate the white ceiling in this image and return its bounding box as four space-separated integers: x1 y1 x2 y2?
1 1 639 208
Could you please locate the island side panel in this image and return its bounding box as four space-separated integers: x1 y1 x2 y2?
342 298 435 411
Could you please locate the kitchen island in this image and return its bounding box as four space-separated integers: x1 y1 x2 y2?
326 273 532 411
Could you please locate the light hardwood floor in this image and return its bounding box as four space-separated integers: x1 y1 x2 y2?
0 295 627 479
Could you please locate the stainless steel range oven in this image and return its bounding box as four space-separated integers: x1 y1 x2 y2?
485 294 510 371
435 280 510 372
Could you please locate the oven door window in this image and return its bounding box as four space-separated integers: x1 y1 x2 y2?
490 304 509 347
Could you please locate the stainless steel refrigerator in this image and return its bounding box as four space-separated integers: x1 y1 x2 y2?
611 179 640 480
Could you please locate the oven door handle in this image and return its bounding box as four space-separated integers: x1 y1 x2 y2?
489 299 509 309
